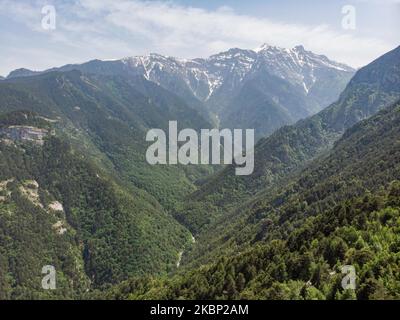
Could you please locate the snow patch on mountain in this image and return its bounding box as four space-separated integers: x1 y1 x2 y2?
117 44 354 102
6 44 354 107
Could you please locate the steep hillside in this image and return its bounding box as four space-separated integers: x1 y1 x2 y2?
7 45 354 139
107 100 400 300
215 45 354 138
0 71 214 210
0 111 191 298
221 66 311 139
174 45 400 235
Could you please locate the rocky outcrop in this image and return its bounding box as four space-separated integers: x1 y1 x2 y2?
0 126 48 145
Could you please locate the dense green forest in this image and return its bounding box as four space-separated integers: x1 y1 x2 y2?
173 45 400 235
106 100 400 300
103 47 400 300
0 45 399 300
0 71 214 210
107 187 400 300
0 111 191 298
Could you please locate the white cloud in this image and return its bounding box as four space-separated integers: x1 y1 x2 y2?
0 0 397 75
77 0 395 67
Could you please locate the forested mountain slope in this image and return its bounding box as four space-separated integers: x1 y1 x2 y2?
7 45 354 140
0 43 397 301
107 100 400 300
174 45 400 235
0 111 191 298
0 70 214 210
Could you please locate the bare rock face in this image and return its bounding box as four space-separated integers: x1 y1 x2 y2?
19 180 43 208
48 201 64 212
0 126 48 145
52 220 67 235
0 179 14 202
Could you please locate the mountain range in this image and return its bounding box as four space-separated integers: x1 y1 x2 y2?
0 43 399 300
109 98 400 300
173 45 400 235
108 45 400 300
5 44 355 139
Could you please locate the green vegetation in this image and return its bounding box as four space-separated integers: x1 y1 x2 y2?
106 100 400 300
0 46 400 300
173 45 400 235
108 187 400 300
0 71 215 210
0 112 191 298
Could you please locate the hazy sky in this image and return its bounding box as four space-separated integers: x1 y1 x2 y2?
0 0 399 76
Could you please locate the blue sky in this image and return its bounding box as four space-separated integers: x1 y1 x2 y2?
0 0 399 76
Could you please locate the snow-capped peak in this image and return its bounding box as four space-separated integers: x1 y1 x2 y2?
116 43 354 101
254 43 282 53
293 45 305 52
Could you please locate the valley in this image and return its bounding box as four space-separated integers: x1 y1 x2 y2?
0 43 399 300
